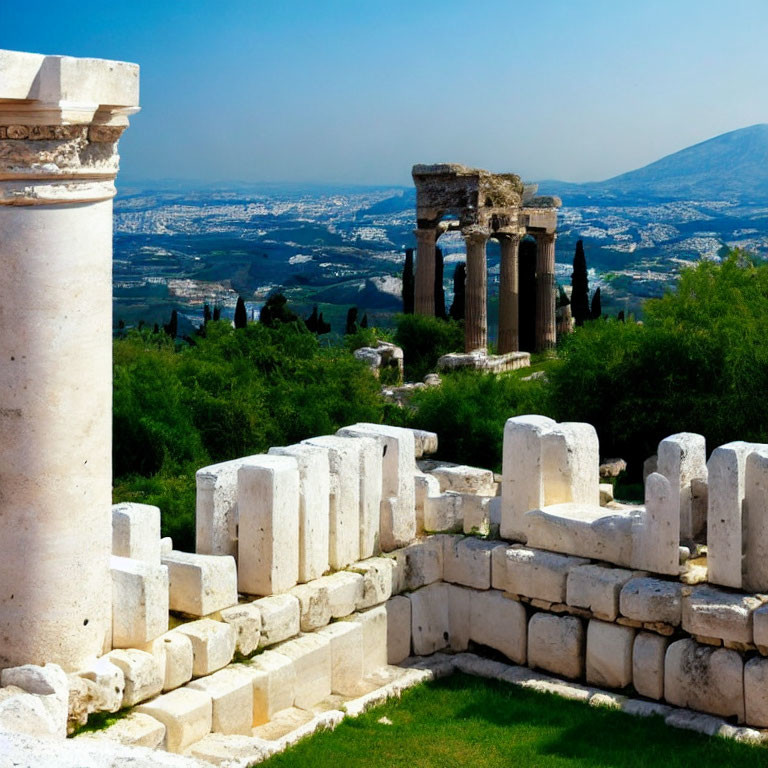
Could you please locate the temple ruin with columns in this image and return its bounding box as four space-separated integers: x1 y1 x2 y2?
410 163 561 368
5 47 768 767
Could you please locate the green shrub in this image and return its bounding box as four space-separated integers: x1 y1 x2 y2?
402 370 552 472
394 314 464 381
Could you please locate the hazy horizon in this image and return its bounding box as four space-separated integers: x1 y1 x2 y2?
4 0 768 186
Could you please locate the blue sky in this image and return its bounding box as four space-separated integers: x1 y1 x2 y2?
3 0 767 185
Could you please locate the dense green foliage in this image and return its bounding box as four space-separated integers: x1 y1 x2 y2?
402 368 551 472
113 320 384 549
550 251 768 475
393 313 464 381
263 674 764 768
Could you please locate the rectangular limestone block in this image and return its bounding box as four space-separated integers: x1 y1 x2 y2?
505 547 589 603
336 434 382 559
321 571 365 619
156 632 194 692
162 550 238 617
414 471 440 533
412 428 438 459
346 605 388 675
682 584 762 644
744 447 768 592
429 464 495 496
632 473 679 576
423 492 463 533
390 536 443 592
657 432 707 543
619 577 683 626
541 423 601 508
491 545 511 591
316 621 364 695
753 603 768 649
253 594 300 648
237 651 295 725
272 634 331 709
104 649 163 707
447 584 472 651
172 619 236 677
112 503 161 564
745 657 768 727
110 556 169 648
566 564 640 621
349 557 396 609
136 687 212 753
707 441 756 589
77 657 125 713
188 667 254 735
469 589 527 664
385 595 411 664
237 456 300 596
303 435 362 568
442 536 496 590
290 581 331 632
409 583 450 656
463 495 493 537
527 613 584 680
585 619 635 689
1 664 68 737
219 603 261 656
337 423 416 551
664 639 745 721
195 457 255 558
501 415 557 540
632 632 669 700
86 711 166 749
268 444 330 582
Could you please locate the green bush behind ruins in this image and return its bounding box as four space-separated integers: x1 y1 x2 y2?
114 250 768 547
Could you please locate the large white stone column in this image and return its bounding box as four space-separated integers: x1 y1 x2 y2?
497 233 520 354
535 232 557 351
0 50 139 671
413 226 437 315
463 226 489 353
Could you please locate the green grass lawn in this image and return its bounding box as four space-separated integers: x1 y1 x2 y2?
262 673 763 767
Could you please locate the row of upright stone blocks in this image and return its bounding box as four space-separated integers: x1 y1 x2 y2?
195 423 420 597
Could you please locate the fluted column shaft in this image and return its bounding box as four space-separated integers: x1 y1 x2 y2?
497 234 521 354
463 227 489 353
413 227 437 315
535 232 557 351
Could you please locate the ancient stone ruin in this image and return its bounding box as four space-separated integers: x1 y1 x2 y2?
5 48 768 766
411 163 561 361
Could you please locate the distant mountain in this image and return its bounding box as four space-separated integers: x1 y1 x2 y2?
539 124 768 202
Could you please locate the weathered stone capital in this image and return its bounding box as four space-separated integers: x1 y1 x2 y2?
496 232 522 245
0 50 139 205
413 227 437 242
534 231 557 245
462 225 490 244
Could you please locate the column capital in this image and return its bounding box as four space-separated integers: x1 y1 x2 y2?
461 225 491 244
0 50 140 205
495 231 522 244
413 226 437 242
533 231 557 245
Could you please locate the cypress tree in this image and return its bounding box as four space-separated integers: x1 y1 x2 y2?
591 287 602 320
434 247 446 319
317 312 331 334
345 306 358 335
203 303 212 325
212 305 221 322
449 262 466 321
360 313 368 328
164 309 178 338
305 306 319 333
402 248 415 314
571 240 590 326
234 296 247 329
618 310 625 323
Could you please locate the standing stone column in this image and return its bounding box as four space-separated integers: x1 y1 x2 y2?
463 226 490 353
413 227 437 316
535 232 557 351
0 51 139 671
497 233 521 354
